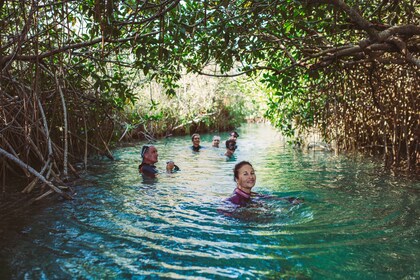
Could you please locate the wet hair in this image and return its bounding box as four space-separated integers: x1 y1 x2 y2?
166 161 180 172
230 131 239 138
233 161 253 181
140 145 150 158
225 139 237 150
191 133 200 141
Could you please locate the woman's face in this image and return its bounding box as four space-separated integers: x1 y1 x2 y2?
236 164 256 192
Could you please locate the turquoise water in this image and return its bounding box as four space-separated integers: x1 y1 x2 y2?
0 124 419 279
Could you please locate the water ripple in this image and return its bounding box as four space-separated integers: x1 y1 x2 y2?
1 124 419 279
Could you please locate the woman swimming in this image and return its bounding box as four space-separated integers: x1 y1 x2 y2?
226 161 303 207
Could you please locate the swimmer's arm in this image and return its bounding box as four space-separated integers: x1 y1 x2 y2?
251 192 272 198
252 192 304 204
276 196 304 204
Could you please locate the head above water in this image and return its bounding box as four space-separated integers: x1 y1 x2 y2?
166 160 175 171
190 133 200 144
212 135 221 147
141 145 158 164
225 139 237 151
229 131 239 140
233 161 256 193
234 161 252 180
191 133 200 141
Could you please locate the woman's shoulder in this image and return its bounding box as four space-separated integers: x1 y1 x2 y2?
226 191 251 207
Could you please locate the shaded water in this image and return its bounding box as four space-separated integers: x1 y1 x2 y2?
0 124 419 279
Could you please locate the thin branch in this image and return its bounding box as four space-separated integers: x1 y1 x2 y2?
0 147 72 199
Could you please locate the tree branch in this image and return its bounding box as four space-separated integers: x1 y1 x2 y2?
0 147 72 200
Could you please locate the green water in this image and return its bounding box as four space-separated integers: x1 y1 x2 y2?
0 124 419 279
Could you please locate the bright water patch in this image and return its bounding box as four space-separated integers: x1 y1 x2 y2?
0 124 419 279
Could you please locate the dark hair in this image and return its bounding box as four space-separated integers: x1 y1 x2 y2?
140 145 150 158
225 139 236 150
233 161 253 181
191 133 200 141
230 131 239 138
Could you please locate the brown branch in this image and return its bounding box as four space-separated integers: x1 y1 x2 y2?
0 30 160 66
258 33 298 65
307 0 379 40
0 147 72 200
359 24 420 49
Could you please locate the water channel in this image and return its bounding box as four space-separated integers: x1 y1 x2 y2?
0 124 419 279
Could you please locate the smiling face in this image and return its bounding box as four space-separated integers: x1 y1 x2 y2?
192 134 201 147
212 136 220 147
235 163 256 193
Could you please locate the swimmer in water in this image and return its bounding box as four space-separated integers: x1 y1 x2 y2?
139 145 179 178
138 145 158 178
226 161 257 206
191 133 204 152
224 139 237 160
225 161 303 207
229 131 239 141
212 135 221 148
166 160 180 173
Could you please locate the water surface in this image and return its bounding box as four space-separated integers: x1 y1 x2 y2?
0 124 418 279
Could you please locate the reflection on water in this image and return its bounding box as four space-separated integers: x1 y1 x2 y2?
0 124 419 279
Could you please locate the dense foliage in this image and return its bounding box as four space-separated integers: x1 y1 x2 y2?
168 1 419 171
0 0 418 199
124 73 268 139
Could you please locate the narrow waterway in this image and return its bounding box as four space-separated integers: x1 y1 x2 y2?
0 124 418 279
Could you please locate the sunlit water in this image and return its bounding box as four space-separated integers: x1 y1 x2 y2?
0 124 419 279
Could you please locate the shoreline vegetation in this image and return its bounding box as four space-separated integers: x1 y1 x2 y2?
1 1 418 213
1 74 270 210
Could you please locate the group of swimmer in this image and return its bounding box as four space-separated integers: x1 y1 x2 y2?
191 131 238 157
138 131 303 208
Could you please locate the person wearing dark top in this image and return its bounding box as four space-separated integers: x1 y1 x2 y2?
226 161 256 206
139 145 179 178
138 145 159 178
224 139 237 160
228 187 253 207
226 161 303 207
191 133 203 152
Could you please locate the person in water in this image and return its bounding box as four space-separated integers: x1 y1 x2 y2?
166 160 180 173
224 139 237 159
212 135 221 148
191 133 203 152
226 161 256 206
229 131 239 141
226 161 303 207
139 145 179 178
